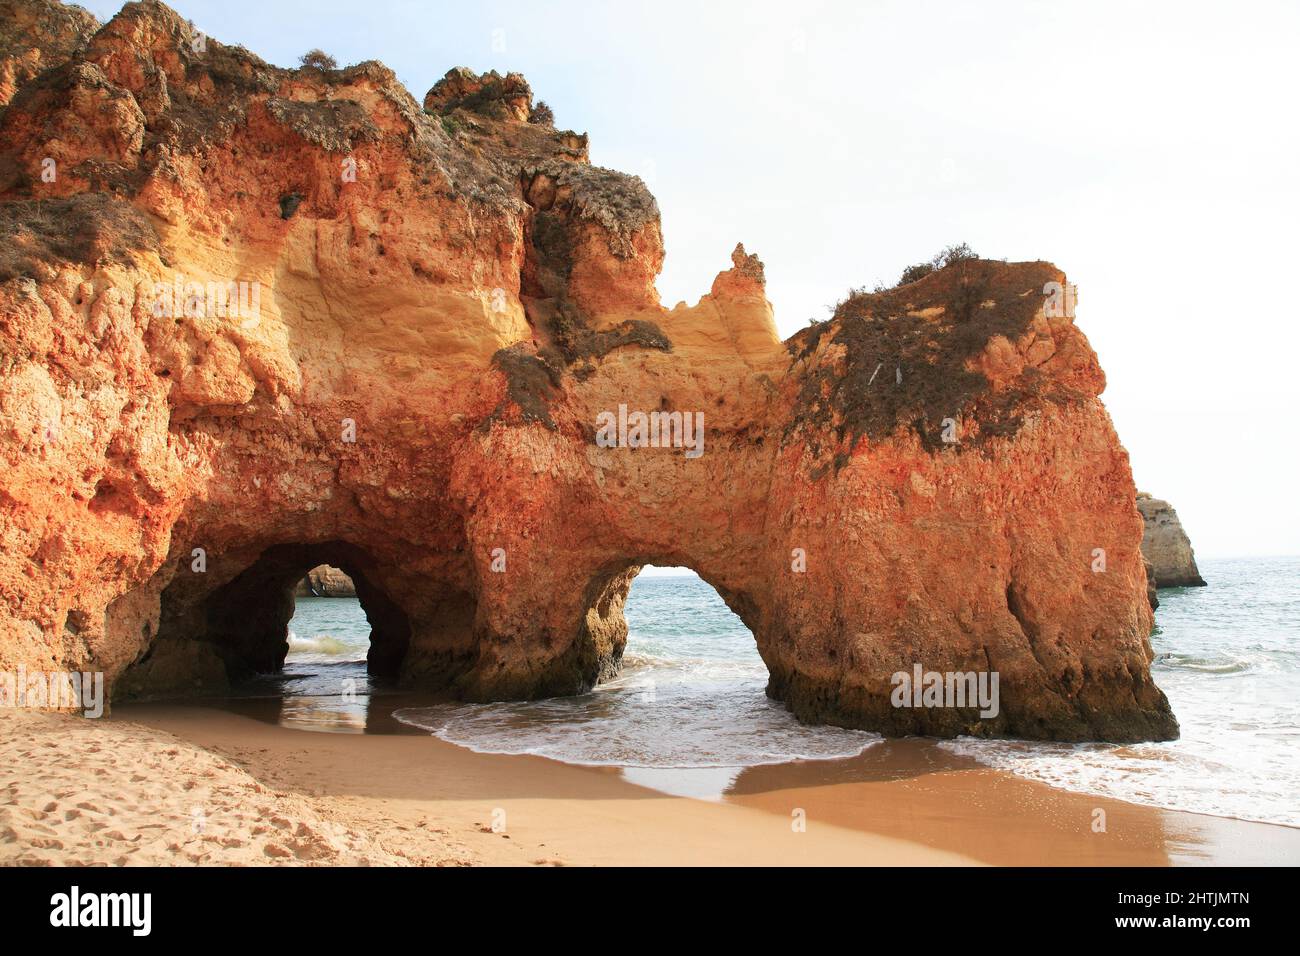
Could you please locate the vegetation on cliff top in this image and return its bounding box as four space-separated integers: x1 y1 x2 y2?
298 49 338 71
787 256 1073 461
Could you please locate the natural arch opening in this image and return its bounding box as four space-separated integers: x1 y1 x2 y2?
621 565 759 672
120 540 423 699
392 564 874 775
572 558 766 697
285 567 367 669
191 542 412 682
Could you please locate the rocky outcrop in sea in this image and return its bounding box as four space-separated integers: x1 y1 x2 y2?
294 565 357 598
1138 493 1207 588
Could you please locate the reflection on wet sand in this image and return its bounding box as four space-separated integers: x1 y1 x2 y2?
722 740 1300 866
181 669 444 735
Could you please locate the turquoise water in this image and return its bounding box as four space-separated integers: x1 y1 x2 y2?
286 557 1300 825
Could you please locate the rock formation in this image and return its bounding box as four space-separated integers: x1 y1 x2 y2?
0 0 1176 741
294 565 356 598
1137 493 1206 588
0 0 96 106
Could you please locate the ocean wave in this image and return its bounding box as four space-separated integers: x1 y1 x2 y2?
938 736 1300 828
393 673 880 769
287 631 353 657
1154 652 1252 674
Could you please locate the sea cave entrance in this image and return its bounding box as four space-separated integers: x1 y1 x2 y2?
130 540 417 700
200 541 412 681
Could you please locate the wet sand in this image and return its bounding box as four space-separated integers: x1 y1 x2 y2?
721 744 1297 866
6 695 1295 866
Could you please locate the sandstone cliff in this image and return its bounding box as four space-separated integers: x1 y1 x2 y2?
1137 493 1206 588
0 0 1175 741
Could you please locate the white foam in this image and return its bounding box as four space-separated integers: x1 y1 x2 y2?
938 734 1300 827
287 633 353 657
394 655 879 769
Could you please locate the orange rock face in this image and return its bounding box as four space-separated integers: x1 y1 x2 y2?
0 0 1175 741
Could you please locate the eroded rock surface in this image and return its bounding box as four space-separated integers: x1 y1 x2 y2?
0 0 97 107
1138 493 1207 588
0 0 1175 741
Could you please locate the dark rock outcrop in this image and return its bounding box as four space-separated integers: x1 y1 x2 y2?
1143 555 1159 610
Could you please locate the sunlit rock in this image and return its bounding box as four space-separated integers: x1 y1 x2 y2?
0 0 1175 741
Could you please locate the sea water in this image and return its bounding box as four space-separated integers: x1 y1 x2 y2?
390 575 877 770
285 557 1300 825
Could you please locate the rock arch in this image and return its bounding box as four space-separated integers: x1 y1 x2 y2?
115 539 478 697
0 0 1176 742
526 557 768 703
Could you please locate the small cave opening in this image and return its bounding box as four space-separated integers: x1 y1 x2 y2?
147 541 413 693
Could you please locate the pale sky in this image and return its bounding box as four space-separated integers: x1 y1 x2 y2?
79 0 1300 558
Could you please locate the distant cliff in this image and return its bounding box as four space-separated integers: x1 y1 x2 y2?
1138 494 1207 588
294 565 356 598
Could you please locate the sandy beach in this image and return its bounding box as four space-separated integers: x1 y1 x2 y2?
4 702 1296 867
